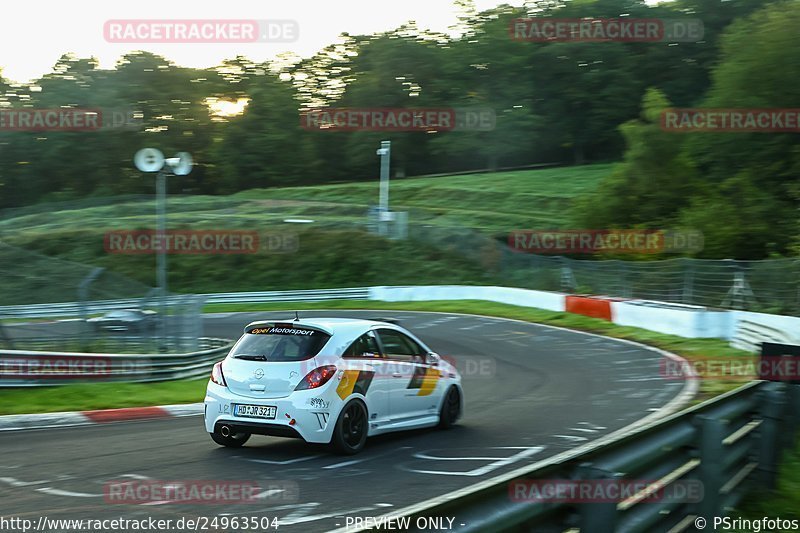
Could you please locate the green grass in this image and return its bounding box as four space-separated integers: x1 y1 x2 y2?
0 379 207 415
0 164 613 302
0 164 609 238
0 298 752 415
734 441 800 526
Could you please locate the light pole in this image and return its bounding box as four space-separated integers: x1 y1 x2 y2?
376 140 391 235
134 149 193 351
155 168 167 344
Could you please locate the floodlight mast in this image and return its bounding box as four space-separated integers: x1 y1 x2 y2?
155 168 167 347
133 149 192 351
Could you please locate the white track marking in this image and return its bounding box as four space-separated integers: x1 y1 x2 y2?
576 422 607 430
322 458 368 470
322 446 409 470
553 435 588 442
0 476 50 487
235 454 325 465
403 446 544 477
36 487 100 497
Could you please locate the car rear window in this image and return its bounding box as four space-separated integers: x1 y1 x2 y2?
230 325 330 362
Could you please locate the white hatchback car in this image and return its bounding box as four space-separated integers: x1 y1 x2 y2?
204 317 463 454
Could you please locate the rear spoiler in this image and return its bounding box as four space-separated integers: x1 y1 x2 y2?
243 321 331 336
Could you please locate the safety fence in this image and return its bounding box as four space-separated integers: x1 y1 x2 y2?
0 287 371 320
0 337 233 387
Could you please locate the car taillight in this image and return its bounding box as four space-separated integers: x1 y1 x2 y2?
210 361 227 386
295 365 337 390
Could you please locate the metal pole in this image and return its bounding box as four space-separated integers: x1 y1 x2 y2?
377 140 391 236
379 140 391 215
156 170 168 351
78 267 105 350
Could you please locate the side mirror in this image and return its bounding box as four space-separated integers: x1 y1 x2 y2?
426 352 441 366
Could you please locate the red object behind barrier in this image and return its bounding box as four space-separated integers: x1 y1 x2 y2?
565 296 613 321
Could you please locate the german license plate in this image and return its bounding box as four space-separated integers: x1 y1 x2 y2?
233 404 277 419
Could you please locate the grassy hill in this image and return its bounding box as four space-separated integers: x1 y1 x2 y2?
0 164 609 300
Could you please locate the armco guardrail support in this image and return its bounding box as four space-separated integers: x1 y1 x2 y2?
577 464 620 533
697 414 725 520
757 382 785 489
785 384 800 449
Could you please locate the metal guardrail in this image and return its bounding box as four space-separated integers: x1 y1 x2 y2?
0 287 367 387
0 337 233 387
354 380 800 533
0 287 371 319
731 319 794 353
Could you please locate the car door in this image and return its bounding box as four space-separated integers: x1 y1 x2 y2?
340 331 391 433
376 328 442 423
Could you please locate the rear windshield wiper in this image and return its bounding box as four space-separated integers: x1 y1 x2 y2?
233 354 268 361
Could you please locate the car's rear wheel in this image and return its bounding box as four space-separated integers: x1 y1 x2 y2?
439 386 461 429
210 428 251 447
331 400 368 455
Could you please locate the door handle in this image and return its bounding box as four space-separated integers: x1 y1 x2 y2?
392 373 403 378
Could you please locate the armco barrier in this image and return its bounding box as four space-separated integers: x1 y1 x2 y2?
369 285 566 312
0 338 233 387
5 284 800 354
731 311 800 353
341 381 800 533
0 287 372 319
613 300 733 339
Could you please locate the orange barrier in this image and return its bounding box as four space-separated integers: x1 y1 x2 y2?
565 295 614 321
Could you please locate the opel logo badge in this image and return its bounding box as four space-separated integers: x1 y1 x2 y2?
254 369 264 379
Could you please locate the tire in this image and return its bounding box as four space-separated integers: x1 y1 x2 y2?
439 386 461 429
331 400 368 455
209 430 251 448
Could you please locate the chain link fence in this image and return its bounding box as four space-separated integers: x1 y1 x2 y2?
408 224 800 316
0 242 207 354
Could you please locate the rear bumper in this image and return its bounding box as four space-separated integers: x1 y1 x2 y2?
213 421 302 439
204 381 343 444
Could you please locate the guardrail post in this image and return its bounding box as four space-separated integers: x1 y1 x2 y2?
785 384 800 448
696 414 725 519
682 258 694 305
576 464 620 533
757 382 785 489
560 258 577 294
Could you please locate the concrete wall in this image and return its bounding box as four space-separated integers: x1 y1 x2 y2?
369 285 798 346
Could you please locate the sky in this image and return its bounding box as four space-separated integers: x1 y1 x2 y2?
2 0 522 84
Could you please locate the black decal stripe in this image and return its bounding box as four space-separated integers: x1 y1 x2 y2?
353 370 375 396
407 365 428 389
